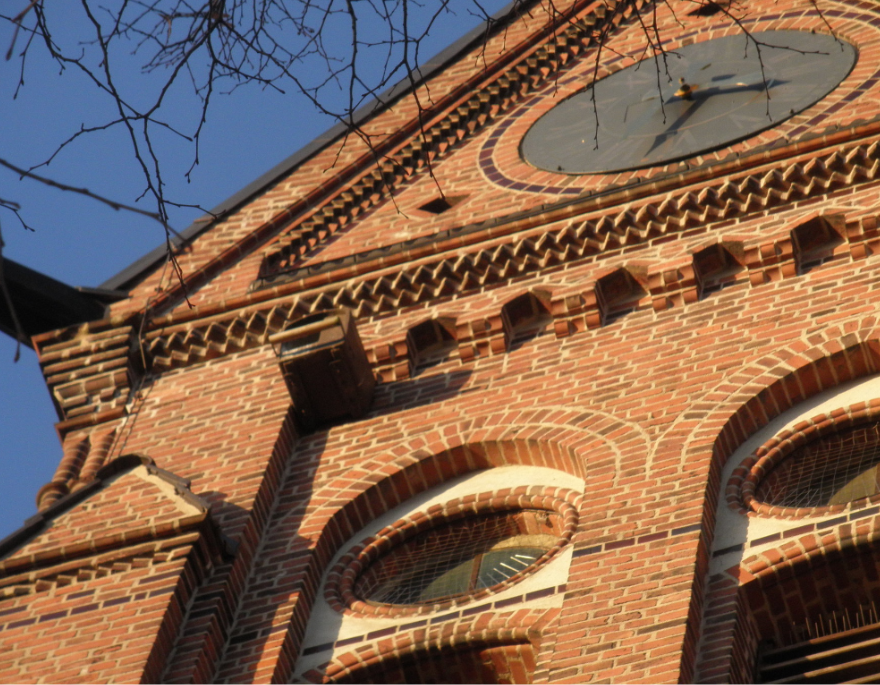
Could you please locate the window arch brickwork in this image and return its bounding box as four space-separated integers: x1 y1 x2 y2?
308 610 555 684
326 487 580 616
668 328 880 684
696 523 880 682
220 408 642 683
730 401 880 518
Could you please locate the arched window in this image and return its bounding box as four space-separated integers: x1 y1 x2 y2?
756 422 880 510
334 640 536 684
355 508 563 605
332 490 577 614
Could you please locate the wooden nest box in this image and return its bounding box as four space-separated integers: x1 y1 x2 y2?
269 309 375 431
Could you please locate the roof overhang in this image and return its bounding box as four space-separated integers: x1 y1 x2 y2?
0 257 124 346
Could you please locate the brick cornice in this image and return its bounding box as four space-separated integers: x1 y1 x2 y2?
256 116 880 293
131 131 880 373
147 123 880 333
32 322 144 437
31 130 880 381
249 4 880 293
0 531 200 598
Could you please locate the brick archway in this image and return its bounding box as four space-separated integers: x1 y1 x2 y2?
671 322 880 478
674 322 880 682
697 522 880 682
300 406 648 556
268 407 644 683
309 608 556 683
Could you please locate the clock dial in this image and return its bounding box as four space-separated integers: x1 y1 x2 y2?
521 30 856 174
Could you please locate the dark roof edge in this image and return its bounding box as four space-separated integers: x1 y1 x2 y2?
0 257 110 345
100 0 525 292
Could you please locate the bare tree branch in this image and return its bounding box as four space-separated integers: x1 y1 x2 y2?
0 222 27 362
0 157 167 225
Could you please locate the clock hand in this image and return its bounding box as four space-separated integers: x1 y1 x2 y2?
642 87 714 157
641 75 790 160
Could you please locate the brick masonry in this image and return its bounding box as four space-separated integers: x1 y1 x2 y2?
6 0 880 681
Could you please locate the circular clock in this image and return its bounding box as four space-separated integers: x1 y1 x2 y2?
520 30 857 174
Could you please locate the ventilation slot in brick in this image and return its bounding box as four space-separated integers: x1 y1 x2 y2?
501 291 552 348
693 243 744 296
791 215 844 274
688 1 726 16
418 195 468 214
406 318 457 371
596 269 647 324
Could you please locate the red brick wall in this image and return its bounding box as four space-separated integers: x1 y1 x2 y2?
10 0 880 681
0 529 210 683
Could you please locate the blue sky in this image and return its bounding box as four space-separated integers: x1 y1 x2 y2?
0 2 506 540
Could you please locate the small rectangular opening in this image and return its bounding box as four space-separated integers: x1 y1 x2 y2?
418 195 468 215
688 1 725 16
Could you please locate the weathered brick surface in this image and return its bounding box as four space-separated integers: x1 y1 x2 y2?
101 0 880 319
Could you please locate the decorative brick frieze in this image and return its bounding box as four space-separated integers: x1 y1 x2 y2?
369 339 412 383
790 212 846 274
500 290 552 349
694 241 746 293
648 257 700 312
256 0 650 284
140 138 880 376
847 214 880 260
744 234 797 286
141 206 874 379
746 215 850 286
550 290 588 339
456 314 505 363
255 135 880 298
649 242 746 310
252 3 880 294
404 317 458 374
0 532 197 602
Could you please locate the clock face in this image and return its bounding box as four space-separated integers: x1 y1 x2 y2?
520 30 857 174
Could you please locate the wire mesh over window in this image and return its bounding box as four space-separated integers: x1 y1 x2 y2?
354 510 561 606
756 422 880 509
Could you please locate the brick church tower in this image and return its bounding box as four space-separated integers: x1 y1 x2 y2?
5 0 880 681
